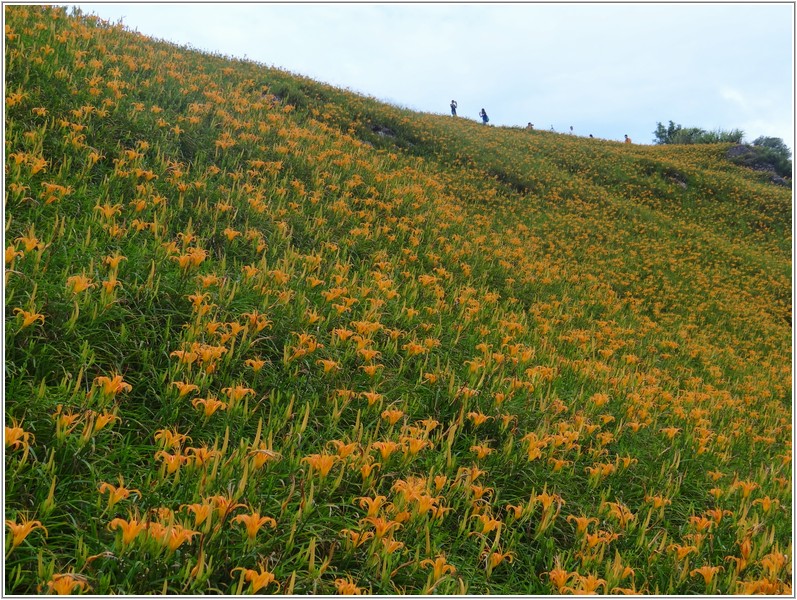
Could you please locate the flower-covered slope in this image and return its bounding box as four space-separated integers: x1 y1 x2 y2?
5 6 791 595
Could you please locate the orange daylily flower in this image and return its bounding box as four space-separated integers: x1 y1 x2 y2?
231 510 277 542
470 443 493 459
155 450 188 475
171 381 199 397
5 418 35 451
360 460 381 480
484 549 514 569
181 502 215 528
221 385 255 405
93 374 132 397
420 554 457 581
244 358 267 372
704 507 732 525
370 440 400 460
688 515 715 532
602 501 635 528
226 321 247 337
302 453 338 477
381 538 404 554
567 514 598 535
328 440 359 459
148 522 200 552
154 428 191 449
360 364 382 377
185 445 221 467
232 563 279 593
6 514 48 548
13 308 45 329
207 494 246 519
759 551 788 577
334 577 364 594
94 203 122 219
753 496 779 513
51 405 82 439
356 495 389 517
223 227 241 241
356 347 381 362
192 396 228 418
108 515 147 545
470 512 502 536
317 359 341 374
733 480 759 498
248 444 281 469
6 244 23 265
103 254 126 270
402 436 430 455
45 573 90 595
98 477 141 510
360 515 402 538
381 408 404 425
340 529 375 548
572 573 607 594
360 391 383 406
668 543 698 561
545 565 576 593
734 579 786 595
691 565 723 586
466 411 491 427
643 494 671 510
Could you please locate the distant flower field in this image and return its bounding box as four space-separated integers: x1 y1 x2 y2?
5 5 791 595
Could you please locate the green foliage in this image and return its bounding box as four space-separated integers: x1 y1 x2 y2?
726 136 793 180
654 121 744 145
652 120 682 144
750 136 793 178
654 122 792 179
753 136 792 158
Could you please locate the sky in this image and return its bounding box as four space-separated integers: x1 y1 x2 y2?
67 2 794 150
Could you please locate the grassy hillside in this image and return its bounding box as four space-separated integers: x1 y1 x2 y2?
5 5 791 595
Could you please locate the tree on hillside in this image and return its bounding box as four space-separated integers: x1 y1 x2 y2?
752 136 792 159
743 136 793 178
653 121 744 145
652 120 681 144
655 122 791 180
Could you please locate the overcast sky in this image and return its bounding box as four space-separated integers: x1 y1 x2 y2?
69 2 793 149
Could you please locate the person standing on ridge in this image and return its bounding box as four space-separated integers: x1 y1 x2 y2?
624 134 632 144
479 108 489 124
450 100 458 116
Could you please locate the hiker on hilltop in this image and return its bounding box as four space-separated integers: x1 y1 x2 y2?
624 134 632 144
479 108 489 124
450 100 458 116
526 122 534 130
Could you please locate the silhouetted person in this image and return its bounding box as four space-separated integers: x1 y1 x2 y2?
526 122 534 130
570 125 574 135
450 100 457 116
624 134 632 144
479 108 489 124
